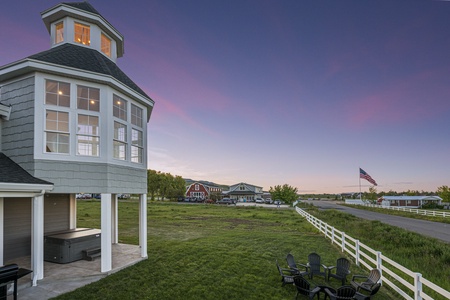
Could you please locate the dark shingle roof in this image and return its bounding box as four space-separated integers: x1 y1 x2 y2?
62 1 100 15
0 153 53 185
28 43 150 100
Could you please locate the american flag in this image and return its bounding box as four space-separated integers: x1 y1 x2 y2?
359 168 377 186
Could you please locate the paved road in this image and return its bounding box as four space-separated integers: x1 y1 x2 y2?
303 200 450 244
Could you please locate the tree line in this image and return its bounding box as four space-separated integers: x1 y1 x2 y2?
147 170 185 201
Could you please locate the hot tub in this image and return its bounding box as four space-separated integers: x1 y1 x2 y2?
44 228 101 263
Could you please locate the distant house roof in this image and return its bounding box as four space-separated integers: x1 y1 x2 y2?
0 153 53 186
380 196 442 201
28 43 150 101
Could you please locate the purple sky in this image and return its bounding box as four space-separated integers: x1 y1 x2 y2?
2 1 450 194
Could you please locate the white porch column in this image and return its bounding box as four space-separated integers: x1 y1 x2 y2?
0 198 3 266
101 194 112 273
111 195 118 244
69 194 77 229
139 194 147 258
31 195 44 286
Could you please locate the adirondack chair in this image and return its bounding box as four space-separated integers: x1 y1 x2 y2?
276 259 295 286
293 275 321 300
353 283 381 300
326 257 351 285
307 252 327 280
350 269 381 293
323 285 356 300
286 253 309 276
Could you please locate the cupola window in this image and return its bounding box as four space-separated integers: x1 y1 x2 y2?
101 33 111 57
55 22 64 44
74 22 90 45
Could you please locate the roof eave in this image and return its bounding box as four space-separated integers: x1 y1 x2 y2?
0 59 154 110
0 182 54 193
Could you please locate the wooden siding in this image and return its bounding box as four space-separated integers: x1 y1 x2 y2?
34 160 147 194
0 77 35 170
44 194 70 234
4 198 31 261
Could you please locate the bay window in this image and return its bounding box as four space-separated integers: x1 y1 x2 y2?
77 114 99 156
113 121 127 160
45 110 69 153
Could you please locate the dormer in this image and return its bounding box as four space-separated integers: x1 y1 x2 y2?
41 1 124 63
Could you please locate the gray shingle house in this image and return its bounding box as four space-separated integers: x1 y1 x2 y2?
0 1 153 285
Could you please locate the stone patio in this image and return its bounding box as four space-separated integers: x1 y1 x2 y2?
5 243 145 300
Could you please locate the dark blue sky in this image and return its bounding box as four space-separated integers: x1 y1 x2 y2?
1 0 450 193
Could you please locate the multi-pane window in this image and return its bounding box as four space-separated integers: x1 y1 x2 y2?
131 129 143 163
45 110 69 153
55 22 64 44
77 114 99 156
45 80 70 107
101 33 111 57
77 85 100 111
74 22 90 45
113 95 127 120
113 121 127 160
131 104 143 127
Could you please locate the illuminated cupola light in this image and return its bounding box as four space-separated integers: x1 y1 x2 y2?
40 1 124 62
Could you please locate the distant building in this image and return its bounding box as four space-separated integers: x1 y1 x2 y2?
185 182 223 200
224 182 263 202
378 196 442 208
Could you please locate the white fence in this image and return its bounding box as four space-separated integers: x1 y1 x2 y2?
295 207 450 300
350 203 450 218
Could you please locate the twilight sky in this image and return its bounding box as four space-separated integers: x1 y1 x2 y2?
1 0 450 194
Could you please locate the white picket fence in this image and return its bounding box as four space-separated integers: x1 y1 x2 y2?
351 203 450 218
295 207 450 300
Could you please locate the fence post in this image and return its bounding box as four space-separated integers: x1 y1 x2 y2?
341 232 345 253
331 227 335 245
376 251 382 285
355 240 360 266
414 273 422 300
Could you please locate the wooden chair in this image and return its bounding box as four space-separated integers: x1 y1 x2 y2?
350 269 381 293
286 253 309 276
293 275 321 300
326 257 351 285
307 252 327 280
276 259 295 286
353 283 381 300
323 285 356 300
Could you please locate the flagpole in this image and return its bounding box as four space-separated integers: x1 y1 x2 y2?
359 168 362 202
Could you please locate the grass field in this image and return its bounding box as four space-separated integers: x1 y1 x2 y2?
54 201 401 299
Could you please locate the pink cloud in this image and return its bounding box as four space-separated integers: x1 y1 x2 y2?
342 70 450 129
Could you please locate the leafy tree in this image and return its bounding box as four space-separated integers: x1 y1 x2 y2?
170 175 186 200
437 185 450 203
147 170 162 200
368 186 378 202
269 184 298 204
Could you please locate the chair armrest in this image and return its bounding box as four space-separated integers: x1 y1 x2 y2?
311 286 322 296
323 287 336 297
352 274 368 281
321 264 328 270
326 265 336 271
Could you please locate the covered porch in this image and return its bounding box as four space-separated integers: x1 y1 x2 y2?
8 243 145 300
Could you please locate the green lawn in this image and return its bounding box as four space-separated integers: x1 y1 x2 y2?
54 201 398 299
